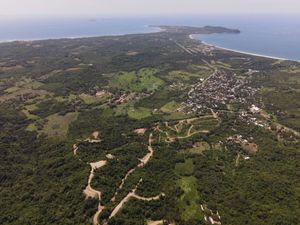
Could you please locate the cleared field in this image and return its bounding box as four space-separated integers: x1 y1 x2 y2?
167 70 208 82
177 176 202 222
110 68 164 92
42 112 79 138
175 158 194 176
160 101 180 113
0 89 51 103
128 107 152 120
79 93 107 105
192 117 219 131
162 112 192 120
187 141 210 155
22 104 40 120
26 123 38 132
114 104 130 116
4 86 20 93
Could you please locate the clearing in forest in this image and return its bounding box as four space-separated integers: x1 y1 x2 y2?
110 68 164 92
177 176 203 221
42 112 79 138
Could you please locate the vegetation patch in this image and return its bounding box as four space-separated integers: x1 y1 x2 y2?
128 107 152 120
4 86 20 93
42 112 79 138
160 101 180 113
25 123 38 132
175 158 195 176
167 70 208 82
110 68 164 92
187 142 210 155
177 176 202 222
79 93 104 105
22 104 40 120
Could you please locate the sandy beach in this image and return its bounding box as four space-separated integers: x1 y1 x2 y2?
189 34 297 62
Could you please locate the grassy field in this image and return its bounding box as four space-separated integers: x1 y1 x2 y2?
192 117 219 131
160 101 180 113
42 112 79 138
167 70 209 82
25 123 38 132
127 107 152 120
187 142 211 155
110 68 164 92
4 86 20 93
79 93 105 105
177 176 203 222
162 112 192 120
22 104 40 120
175 158 195 176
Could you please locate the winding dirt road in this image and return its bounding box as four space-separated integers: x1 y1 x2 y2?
83 160 107 225
111 133 154 202
109 179 164 219
73 131 162 225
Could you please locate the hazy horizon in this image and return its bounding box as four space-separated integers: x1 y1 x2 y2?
0 0 300 17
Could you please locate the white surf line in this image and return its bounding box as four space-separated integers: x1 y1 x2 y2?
190 34 298 62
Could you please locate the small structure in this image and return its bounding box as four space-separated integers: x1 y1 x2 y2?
250 104 261 114
95 90 107 98
134 128 147 135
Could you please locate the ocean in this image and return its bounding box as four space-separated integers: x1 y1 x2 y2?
0 15 299 61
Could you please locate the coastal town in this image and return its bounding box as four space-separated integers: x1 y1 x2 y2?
180 70 257 114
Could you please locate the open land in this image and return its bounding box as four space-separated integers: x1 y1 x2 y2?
0 25 299 225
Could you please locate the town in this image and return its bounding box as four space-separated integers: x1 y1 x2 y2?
180 70 257 114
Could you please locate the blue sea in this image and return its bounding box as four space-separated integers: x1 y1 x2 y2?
0 15 299 61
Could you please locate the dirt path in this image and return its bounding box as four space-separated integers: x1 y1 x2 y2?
109 182 140 219
174 122 182 133
174 41 194 55
72 139 108 225
109 179 164 219
161 123 209 142
110 168 135 202
132 192 165 201
165 122 178 133
74 131 159 224
187 125 194 136
147 221 164 225
138 133 154 167
93 205 105 225
107 132 160 220
73 144 79 156
177 130 209 139
82 160 107 225
111 133 154 202
83 161 107 199
210 108 219 119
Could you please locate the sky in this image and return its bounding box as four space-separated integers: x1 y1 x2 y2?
0 0 299 17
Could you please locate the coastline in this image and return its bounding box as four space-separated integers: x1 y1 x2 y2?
0 26 161 44
189 34 298 62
